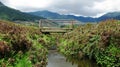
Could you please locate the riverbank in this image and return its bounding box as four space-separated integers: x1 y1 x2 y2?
58 20 120 67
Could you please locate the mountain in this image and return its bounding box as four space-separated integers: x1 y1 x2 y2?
28 10 120 22
0 1 4 6
103 12 120 17
0 2 43 22
98 12 120 21
28 10 96 22
29 10 61 19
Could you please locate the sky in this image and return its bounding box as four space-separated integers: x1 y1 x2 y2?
0 0 120 17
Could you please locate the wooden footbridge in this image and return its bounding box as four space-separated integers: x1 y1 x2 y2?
39 19 76 34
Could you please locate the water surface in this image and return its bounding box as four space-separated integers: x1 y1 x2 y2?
47 50 97 67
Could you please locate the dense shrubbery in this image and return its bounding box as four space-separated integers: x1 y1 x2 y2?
0 41 11 58
58 20 120 67
0 19 120 67
38 35 56 49
0 20 48 67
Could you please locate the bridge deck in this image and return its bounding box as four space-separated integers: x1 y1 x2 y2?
40 27 72 33
41 30 67 33
41 27 72 30
39 19 75 34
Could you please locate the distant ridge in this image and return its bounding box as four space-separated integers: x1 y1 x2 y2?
28 10 120 22
98 12 120 21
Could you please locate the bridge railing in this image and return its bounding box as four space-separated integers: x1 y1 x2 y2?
39 19 76 33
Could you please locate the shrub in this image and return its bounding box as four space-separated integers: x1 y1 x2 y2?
59 20 120 67
0 41 11 58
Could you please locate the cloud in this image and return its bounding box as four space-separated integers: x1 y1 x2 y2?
0 0 120 17
93 0 120 12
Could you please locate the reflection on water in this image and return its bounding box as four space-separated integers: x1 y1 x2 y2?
47 50 98 67
47 50 77 67
66 56 98 67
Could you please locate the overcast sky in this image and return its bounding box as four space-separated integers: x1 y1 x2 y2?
0 0 120 17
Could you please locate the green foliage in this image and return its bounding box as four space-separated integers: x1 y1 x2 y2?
0 52 32 67
38 34 56 49
58 20 120 67
59 40 81 58
0 20 48 67
0 19 120 67
15 57 32 67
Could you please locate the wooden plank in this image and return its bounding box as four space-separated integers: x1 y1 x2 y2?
40 27 72 33
41 30 67 33
41 27 73 30
62 28 73 30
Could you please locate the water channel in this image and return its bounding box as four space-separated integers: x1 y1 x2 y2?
47 50 98 67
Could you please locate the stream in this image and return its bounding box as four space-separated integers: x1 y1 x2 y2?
47 50 98 67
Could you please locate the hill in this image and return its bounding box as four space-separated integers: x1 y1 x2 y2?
0 2 43 22
98 12 120 21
